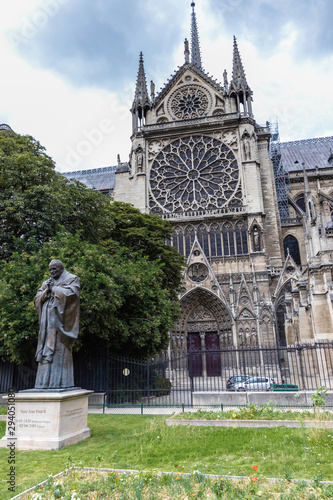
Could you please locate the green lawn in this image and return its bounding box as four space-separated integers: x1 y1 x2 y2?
0 414 333 499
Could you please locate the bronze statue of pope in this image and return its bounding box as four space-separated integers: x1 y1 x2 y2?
34 260 80 389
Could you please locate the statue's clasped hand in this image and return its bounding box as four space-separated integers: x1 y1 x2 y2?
46 278 55 294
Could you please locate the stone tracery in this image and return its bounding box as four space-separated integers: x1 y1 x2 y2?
169 85 210 119
149 135 242 215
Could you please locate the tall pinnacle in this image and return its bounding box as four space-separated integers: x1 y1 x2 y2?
301 161 316 223
231 36 250 90
132 52 150 111
190 2 202 69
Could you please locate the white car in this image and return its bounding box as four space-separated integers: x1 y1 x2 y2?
234 376 274 391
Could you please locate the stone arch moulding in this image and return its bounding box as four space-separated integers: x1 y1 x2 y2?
274 280 292 346
178 288 233 343
248 218 262 233
273 251 301 303
259 304 276 346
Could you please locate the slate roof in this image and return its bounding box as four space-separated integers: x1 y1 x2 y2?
62 166 117 192
61 137 333 195
280 136 333 172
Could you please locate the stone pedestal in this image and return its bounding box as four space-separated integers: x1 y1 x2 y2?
0 389 92 450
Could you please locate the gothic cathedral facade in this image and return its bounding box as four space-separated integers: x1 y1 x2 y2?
109 4 333 363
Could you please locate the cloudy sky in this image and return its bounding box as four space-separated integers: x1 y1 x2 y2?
1 0 333 172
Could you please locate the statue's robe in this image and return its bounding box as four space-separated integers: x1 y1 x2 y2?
34 270 80 389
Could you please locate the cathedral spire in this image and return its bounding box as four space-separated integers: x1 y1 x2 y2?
229 36 253 116
231 36 249 89
132 52 151 111
131 52 151 132
190 2 202 69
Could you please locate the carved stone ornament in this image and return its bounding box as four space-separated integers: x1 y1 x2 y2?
148 139 170 161
240 296 250 306
187 321 218 333
168 85 211 120
238 308 254 319
188 263 209 283
189 305 214 320
222 130 238 148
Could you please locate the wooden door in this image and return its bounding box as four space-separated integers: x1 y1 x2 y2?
205 332 221 376
187 333 202 377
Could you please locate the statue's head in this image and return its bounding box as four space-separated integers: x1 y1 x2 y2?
49 259 65 280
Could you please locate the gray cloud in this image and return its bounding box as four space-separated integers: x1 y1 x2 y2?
207 0 333 58
11 0 332 95
13 0 187 90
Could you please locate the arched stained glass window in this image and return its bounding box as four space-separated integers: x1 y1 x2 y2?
295 195 305 213
210 224 222 257
197 224 209 256
171 220 248 258
222 223 235 256
172 227 184 255
283 235 301 266
235 221 248 254
185 226 195 257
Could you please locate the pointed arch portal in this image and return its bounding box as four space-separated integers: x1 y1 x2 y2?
177 289 233 376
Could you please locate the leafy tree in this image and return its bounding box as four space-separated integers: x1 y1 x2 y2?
0 232 180 364
0 131 113 260
107 201 185 294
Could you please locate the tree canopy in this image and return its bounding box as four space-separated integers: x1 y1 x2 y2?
0 131 184 363
0 232 180 363
0 131 113 260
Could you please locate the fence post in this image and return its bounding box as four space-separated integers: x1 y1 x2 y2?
105 355 110 404
141 402 143 415
189 351 194 407
297 344 306 390
147 359 150 406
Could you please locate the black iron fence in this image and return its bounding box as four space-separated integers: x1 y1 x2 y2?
1 343 333 406
102 343 333 405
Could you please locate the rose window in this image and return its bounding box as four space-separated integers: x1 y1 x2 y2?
169 86 210 120
149 135 242 215
188 263 209 283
